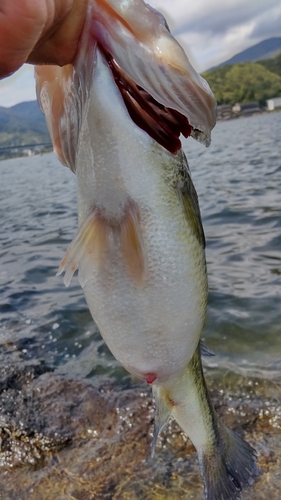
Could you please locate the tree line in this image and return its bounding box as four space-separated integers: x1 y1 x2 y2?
202 52 281 105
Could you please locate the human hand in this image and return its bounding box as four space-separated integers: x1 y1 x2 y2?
0 0 88 79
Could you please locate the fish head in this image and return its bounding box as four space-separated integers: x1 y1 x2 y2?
90 0 216 145
35 0 217 172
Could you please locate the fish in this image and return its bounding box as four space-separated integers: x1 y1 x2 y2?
35 0 258 498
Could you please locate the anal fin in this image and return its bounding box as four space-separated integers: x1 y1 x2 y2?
151 384 173 457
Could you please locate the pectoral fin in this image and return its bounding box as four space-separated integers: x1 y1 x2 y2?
120 201 147 285
57 200 146 287
57 209 110 288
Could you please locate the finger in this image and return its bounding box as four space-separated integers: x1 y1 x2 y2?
27 0 88 67
0 0 75 78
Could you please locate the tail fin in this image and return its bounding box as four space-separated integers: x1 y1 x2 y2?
200 424 258 499
153 345 258 500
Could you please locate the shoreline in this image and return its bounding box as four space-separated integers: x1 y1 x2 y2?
217 108 281 122
1 110 281 161
0 341 280 499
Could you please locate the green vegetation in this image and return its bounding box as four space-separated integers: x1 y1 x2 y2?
203 54 281 105
258 52 281 78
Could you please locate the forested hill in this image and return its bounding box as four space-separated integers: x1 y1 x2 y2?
0 101 51 159
202 52 281 105
258 52 281 78
0 101 50 145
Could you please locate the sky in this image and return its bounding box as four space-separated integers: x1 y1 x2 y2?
0 0 281 108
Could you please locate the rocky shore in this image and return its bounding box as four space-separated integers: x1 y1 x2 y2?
0 341 280 500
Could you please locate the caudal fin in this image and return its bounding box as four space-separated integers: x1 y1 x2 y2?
200 424 258 500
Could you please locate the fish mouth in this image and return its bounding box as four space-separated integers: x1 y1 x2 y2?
102 47 193 154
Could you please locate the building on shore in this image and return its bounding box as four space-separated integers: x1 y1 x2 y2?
217 104 233 120
232 102 261 115
266 97 281 111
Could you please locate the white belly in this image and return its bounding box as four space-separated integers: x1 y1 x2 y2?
83 257 206 381
80 178 207 381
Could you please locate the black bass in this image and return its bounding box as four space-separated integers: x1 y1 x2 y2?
35 1 258 498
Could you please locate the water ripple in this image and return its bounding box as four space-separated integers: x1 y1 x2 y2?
0 111 281 379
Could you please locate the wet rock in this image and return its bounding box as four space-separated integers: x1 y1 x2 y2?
0 344 280 500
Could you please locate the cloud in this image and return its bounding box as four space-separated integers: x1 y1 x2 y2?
250 5 281 40
150 0 281 70
150 0 281 37
0 64 36 107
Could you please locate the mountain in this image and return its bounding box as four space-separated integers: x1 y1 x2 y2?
6 100 48 126
215 37 281 68
0 100 51 159
0 100 49 137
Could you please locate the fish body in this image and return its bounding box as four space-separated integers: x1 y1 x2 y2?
35 1 258 498
76 49 207 382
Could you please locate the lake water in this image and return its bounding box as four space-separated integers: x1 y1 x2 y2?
0 111 281 383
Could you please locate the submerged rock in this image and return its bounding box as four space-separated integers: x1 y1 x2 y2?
0 342 280 500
